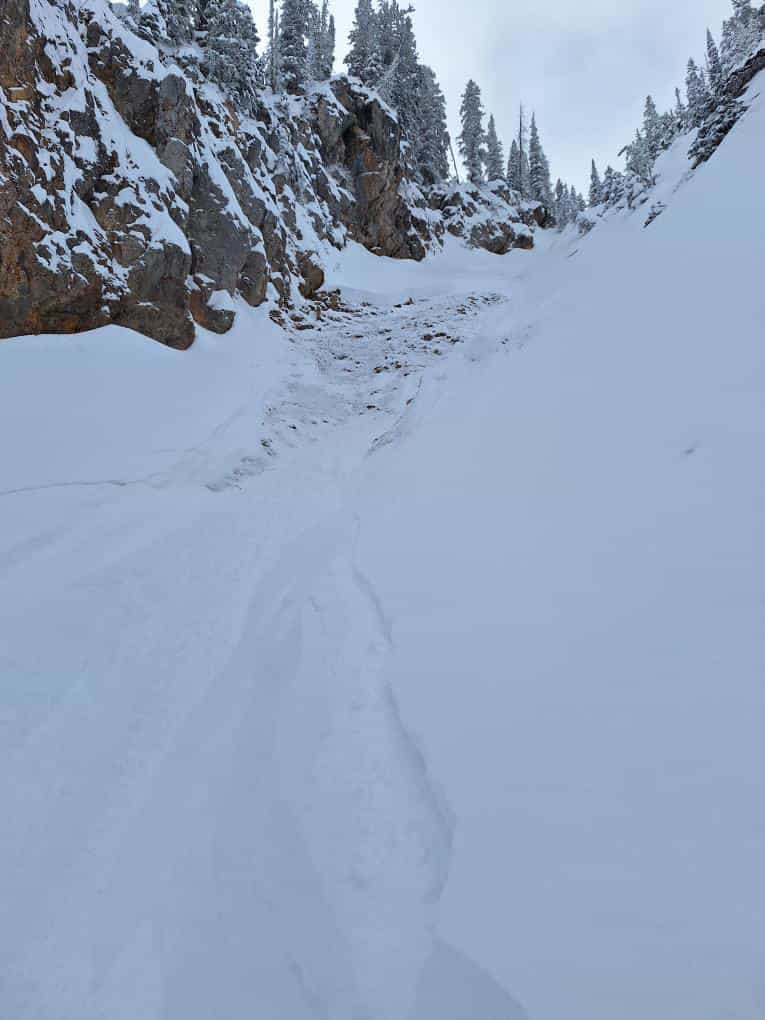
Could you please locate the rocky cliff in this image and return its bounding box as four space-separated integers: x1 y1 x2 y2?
0 0 544 348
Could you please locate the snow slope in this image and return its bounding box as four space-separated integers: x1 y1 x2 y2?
1 74 764 1020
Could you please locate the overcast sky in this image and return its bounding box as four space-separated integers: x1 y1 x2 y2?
249 0 734 189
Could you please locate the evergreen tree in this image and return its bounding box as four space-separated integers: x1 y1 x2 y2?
642 95 662 159
484 115 505 181
140 0 200 45
589 159 602 206
204 0 261 102
458 79 486 183
320 8 336 80
306 1 321 80
625 128 652 183
306 0 334 80
685 57 708 127
528 112 552 205
554 178 567 224
506 139 519 191
377 0 403 73
600 165 626 205
706 28 725 95
279 0 308 92
346 0 381 84
673 86 687 130
520 147 531 198
390 12 421 136
266 0 281 90
722 0 761 68
416 65 450 182
506 108 531 197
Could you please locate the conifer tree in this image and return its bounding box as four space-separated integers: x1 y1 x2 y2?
204 0 261 102
508 106 531 198
642 95 662 159
458 79 486 183
722 0 760 68
528 113 552 205
266 0 281 89
484 115 505 181
317 4 336 80
554 178 567 224
139 0 200 45
346 0 381 84
625 128 652 183
706 28 725 95
589 159 602 206
279 0 308 92
390 12 421 136
416 65 450 182
506 139 521 192
685 57 708 127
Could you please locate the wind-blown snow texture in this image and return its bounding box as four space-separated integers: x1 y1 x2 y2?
1 68 764 1020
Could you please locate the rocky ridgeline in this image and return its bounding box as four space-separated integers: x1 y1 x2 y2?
0 0 545 348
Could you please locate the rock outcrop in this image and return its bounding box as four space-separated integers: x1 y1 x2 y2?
0 0 544 347
427 181 548 255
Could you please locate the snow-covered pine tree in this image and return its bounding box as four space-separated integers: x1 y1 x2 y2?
484 115 505 181
415 65 450 182
458 79 486 183
528 113 552 206
554 178 567 225
266 0 281 90
306 1 321 81
204 0 261 103
706 28 725 95
589 159 602 206
520 148 531 197
642 95 662 160
600 164 625 205
508 106 531 198
506 138 521 192
307 0 334 82
314 1 336 80
279 0 308 92
377 0 402 73
625 128 652 183
139 0 200 46
722 0 761 68
390 12 421 136
673 87 687 130
346 0 381 84
685 57 708 127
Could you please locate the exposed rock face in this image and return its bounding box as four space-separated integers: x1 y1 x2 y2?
690 41 765 167
0 0 544 347
312 80 428 260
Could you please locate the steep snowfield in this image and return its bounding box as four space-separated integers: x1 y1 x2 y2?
1 80 764 1020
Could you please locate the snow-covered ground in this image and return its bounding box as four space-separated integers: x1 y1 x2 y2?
1 81 764 1020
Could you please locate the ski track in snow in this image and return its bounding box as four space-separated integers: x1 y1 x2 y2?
2 81 765 1020
0 270 516 1020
